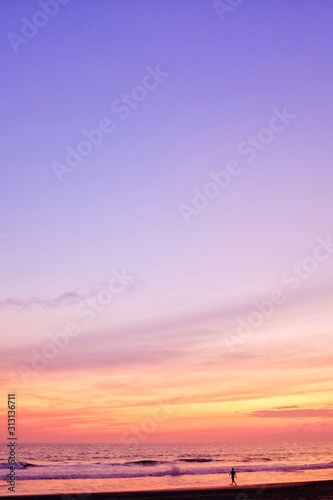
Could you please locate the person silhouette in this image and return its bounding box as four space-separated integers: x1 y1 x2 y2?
229 467 237 486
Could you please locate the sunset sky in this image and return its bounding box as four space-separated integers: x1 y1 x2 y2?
1 0 333 444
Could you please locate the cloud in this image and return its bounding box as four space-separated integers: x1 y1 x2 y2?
0 292 90 310
22 392 80 404
274 405 299 409
248 408 333 419
0 277 138 311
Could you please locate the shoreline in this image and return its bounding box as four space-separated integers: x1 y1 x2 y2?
1 479 333 499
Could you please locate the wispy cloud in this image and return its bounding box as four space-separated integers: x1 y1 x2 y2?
0 278 138 311
274 405 299 410
0 291 91 310
248 408 333 419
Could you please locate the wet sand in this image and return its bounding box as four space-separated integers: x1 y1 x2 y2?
2 479 333 500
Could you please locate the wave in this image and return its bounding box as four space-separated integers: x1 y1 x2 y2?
0 462 40 469
178 458 213 463
242 457 272 462
124 460 162 466
2 461 333 481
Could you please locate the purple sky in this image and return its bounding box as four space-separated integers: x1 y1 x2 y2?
1 1 333 442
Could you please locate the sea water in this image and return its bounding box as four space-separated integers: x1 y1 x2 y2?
0 441 332 496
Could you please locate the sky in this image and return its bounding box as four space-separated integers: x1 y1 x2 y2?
0 0 333 444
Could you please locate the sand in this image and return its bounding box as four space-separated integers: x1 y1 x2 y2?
1 480 333 500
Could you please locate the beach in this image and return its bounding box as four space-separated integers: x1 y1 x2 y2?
1 480 333 500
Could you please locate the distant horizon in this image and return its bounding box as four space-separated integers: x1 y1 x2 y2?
15 435 333 445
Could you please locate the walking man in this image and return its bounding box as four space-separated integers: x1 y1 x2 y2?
229 467 237 486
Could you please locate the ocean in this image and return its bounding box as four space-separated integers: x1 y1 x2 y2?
1 442 333 496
